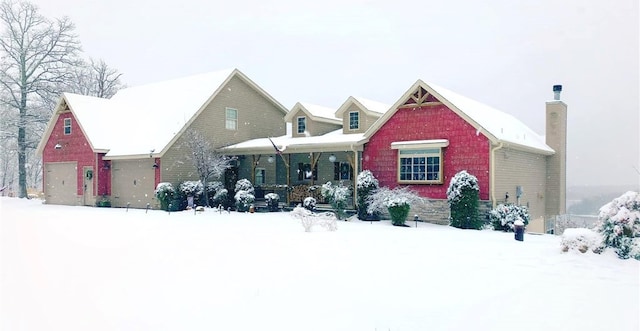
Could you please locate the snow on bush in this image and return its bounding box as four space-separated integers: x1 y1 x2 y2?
490 203 530 231
155 182 175 211
356 170 379 220
446 170 479 203
234 178 255 195
447 170 481 229
365 186 423 215
303 197 317 211
179 181 204 198
321 182 351 220
212 188 228 206
265 193 280 212
290 206 338 232
233 179 255 212
595 191 640 260
560 228 603 254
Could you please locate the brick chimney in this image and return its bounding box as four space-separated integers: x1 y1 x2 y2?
545 85 567 217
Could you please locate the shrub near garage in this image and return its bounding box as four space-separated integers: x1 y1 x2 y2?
155 182 175 211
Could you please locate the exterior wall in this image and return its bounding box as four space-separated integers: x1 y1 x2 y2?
161 75 287 185
97 154 110 196
41 111 97 205
493 147 547 223
363 104 491 200
545 101 567 217
341 104 380 134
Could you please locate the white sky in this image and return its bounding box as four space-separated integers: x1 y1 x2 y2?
30 0 639 187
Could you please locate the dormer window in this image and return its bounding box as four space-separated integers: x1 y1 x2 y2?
349 111 359 130
63 118 71 135
297 116 306 134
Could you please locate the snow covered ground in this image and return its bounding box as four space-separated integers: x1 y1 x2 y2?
1 197 638 331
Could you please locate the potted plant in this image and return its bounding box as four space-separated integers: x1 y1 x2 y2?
265 192 280 212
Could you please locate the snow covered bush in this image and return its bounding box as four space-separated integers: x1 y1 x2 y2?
321 181 351 220
356 170 380 220
265 192 280 212
490 203 530 231
290 206 337 232
234 179 255 212
447 170 481 229
595 191 640 260
366 186 424 226
205 181 224 207
560 228 603 254
303 197 317 211
179 180 204 198
234 178 255 195
155 182 175 211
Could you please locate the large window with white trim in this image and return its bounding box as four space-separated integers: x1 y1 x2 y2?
226 108 238 130
398 148 442 183
392 139 448 184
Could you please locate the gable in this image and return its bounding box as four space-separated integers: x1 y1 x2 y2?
365 80 554 155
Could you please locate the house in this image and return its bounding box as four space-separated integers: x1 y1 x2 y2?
221 96 389 204
38 68 566 231
36 69 288 208
361 81 566 230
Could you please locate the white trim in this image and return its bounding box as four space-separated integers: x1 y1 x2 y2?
391 139 449 150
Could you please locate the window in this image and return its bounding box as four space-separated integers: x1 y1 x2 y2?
349 111 359 130
398 148 443 183
297 162 317 180
392 139 448 184
226 108 237 130
334 162 353 180
297 116 306 134
63 118 71 135
255 168 265 186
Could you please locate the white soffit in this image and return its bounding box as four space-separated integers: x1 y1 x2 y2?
391 139 449 149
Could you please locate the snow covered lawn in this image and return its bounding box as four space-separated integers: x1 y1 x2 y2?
1 197 638 331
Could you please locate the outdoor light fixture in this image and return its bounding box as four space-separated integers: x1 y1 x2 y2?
328 154 337 163
54 143 62 150
267 155 275 163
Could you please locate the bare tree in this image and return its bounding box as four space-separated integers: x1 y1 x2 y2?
183 129 231 207
63 58 124 98
0 0 82 198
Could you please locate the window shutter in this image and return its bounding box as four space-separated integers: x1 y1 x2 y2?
334 162 340 180
298 163 304 180
313 163 318 180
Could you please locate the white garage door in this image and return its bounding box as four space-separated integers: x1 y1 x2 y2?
45 162 78 205
111 159 156 209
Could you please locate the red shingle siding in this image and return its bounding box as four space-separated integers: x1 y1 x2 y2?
97 155 110 196
363 104 490 200
42 112 97 196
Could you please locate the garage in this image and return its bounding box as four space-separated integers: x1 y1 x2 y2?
44 162 78 205
110 159 156 209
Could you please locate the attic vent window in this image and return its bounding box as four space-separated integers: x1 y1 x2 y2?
63 118 72 135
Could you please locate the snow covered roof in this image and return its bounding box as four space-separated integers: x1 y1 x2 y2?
335 96 390 118
284 102 341 125
37 68 288 158
221 129 367 154
365 80 554 155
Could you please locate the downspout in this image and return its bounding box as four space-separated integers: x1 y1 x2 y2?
490 142 504 208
